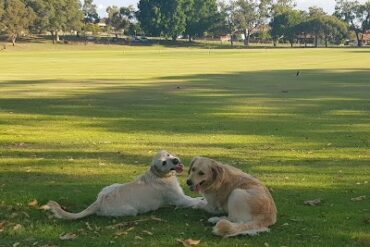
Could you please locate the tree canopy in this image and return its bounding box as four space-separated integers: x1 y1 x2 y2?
335 0 370 46
1 0 36 45
137 0 187 40
0 0 368 47
184 0 219 41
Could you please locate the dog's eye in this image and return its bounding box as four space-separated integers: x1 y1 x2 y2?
162 161 167 166
198 171 205 176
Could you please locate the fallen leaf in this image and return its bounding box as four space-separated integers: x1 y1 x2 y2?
85 222 93 231
351 196 366 201
59 232 77 241
0 221 7 231
143 230 153 235
12 224 24 233
28 199 38 208
39 204 50 211
114 231 128 236
177 238 201 247
22 211 30 218
151 216 166 222
135 236 143 240
304 199 322 206
127 226 135 232
10 212 19 219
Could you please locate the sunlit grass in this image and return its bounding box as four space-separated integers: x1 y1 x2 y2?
0 43 369 246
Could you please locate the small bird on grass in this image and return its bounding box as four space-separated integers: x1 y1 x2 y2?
296 71 301 77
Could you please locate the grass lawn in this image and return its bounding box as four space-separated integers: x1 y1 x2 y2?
0 43 369 247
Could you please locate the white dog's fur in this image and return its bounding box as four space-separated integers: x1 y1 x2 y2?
47 150 203 220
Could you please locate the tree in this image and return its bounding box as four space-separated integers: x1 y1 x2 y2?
234 0 272 46
218 0 238 46
270 9 303 47
106 5 135 38
137 0 187 41
306 7 327 47
300 8 348 47
65 0 84 33
82 0 99 25
335 0 369 47
184 0 219 42
321 15 348 47
24 0 50 34
137 0 162 37
271 0 295 14
41 0 83 43
0 1 4 20
1 0 36 46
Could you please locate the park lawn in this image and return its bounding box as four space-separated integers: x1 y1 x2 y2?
0 43 369 247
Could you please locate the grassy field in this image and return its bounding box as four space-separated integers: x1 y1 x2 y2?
0 43 369 247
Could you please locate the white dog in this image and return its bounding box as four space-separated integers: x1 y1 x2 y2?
47 150 202 220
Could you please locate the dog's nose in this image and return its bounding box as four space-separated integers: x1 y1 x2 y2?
186 179 193 186
172 158 179 165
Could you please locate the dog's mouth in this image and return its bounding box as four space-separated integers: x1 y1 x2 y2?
189 180 205 193
170 164 184 173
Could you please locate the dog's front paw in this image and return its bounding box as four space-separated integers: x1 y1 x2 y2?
192 198 207 209
208 217 222 224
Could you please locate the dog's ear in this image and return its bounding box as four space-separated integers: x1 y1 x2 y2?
210 161 225 188
188 157 198 174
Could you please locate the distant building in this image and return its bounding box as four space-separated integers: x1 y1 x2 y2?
362 31 370 45
98 18 108 28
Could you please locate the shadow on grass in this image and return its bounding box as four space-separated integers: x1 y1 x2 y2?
0 69 369 141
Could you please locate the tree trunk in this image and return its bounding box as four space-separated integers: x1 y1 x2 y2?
188 35 192 42
315 35 318 48
172 35 177 41
56 31 60 42
244 29 250 46
230 33 234 46
51 31 55 44
290 41 293 47
304 34 307 47
325 35 328 48
355 32 362 47
11 33 17 46
273 39 277 47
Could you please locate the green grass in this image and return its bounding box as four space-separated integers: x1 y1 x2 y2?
0 43 369 247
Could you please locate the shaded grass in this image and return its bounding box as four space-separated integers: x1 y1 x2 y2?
0 44 369 246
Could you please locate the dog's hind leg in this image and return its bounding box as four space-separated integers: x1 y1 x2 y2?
99 205 138 217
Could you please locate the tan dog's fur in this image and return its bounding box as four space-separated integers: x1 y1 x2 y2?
187 157 277 237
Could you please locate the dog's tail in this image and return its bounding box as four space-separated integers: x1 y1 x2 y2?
213 219 270 237
47 201 98 220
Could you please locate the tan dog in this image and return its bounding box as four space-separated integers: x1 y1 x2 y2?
187 157 277 237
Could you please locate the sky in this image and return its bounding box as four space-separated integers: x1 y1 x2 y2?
91 0 367 17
